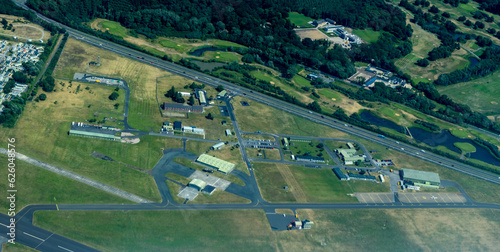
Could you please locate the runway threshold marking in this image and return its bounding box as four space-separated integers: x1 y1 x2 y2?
58 245 74 252
23 232 44 241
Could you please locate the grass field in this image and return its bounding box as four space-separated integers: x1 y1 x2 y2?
232 96 349 138
0 156 132 213
289 140 333 164
246 148 282 161
253 162 388 203
351 29 381 43
196 51 242 62
437 69 500 115
291 75 311 87
188 190 251 204
454 142 476 153
1 242 38 252
348 135 500 204
0 14 52 41
33 208 500 251
100 20 129 38
287 12 314 28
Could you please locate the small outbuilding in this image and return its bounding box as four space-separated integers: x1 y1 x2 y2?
188 179 207 191
202 185 216 195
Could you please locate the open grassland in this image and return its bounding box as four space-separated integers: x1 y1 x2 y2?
289 140 334 164
246 148 282 161
165 180 185 203
173 157 244 186
251 70 314 105
351 29 382 43
454 142 476 153
189 190 251 204
253 162 387 203
395 21 441 80
2 242 38 252
35 210 276 252
348 135 500 204
194 50 242 62
287 12 314 28
294 28 328 40
185 140 215 155
34 207 500 251
293 208 500 251
0 14 51 40
232 96 349 138
292 75 311 87
437 69 500 115
0 156 132 213
54 38 179 131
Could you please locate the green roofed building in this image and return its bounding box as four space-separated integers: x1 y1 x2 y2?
196 154 235 174
189 179 207 191
402 168 441 189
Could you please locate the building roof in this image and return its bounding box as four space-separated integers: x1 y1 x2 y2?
189 179 207 190
333 168 348 180
197 154 235 174
402 168 440 184
174 121 182 128
217 90 227 97
348 173 377 180
69 122 118 139
295 155 325 161
202 185 216 194
212 142 225 148
162 103 204 112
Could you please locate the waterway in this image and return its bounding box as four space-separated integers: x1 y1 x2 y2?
188 47 227 57
190 60 226 71
360 111 500 166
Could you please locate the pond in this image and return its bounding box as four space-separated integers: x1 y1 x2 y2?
190 60 226 71
468 57 479 67
188 46 227 57
360 111 500 166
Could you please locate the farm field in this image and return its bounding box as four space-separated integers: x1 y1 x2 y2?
437 69 500 115
33 208 500 251
294 28 327 40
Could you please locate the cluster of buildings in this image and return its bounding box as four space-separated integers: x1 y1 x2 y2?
292 155 325 163
161 121 205 136
349 65 411 89
287 219 314 230
335 142 366 165
68 122 121 141
310 18 362 48
0 40 44 113
188 179 216 195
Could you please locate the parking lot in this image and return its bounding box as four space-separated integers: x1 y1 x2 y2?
398 192 467 204
355 193 394 203
177 187 199 200
243 139 279 149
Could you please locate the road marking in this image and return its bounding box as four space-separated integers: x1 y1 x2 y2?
56 204 59 211
0 223 8 228
58 245 74 252
23 232 44 241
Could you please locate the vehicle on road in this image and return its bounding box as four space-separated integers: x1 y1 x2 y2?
308 111 312 114
421 150 425 153
344 124 348 127
396 141 399 144
401 148 404 150
250 91 253 93
243 93 246 95
321 115 325 118
378 134 385 138
99 43 102 46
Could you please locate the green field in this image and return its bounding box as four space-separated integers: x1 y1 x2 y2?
292 75 311 87
2 242 38 252
351 29 381 43
317 88 343 102
287 12 314 28
100 20 129 38
34 210 275 251
33 207 500 251
454 142 477 153
437 69 500 115
0 156 132 213
289 140 333 164
253 162 388 203
199 50 241 62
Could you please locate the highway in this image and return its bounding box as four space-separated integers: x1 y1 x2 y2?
5 1 500 251
13 1 500 186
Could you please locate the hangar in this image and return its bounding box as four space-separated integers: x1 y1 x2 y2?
196 154 235 174
401 168 441 189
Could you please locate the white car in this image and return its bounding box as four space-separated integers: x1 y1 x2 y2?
421 150 425 153
401 148 405 151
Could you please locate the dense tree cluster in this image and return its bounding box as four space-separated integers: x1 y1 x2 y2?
414 119 440 131
165 86 185 103
26 0 412 79
0 97 26 127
